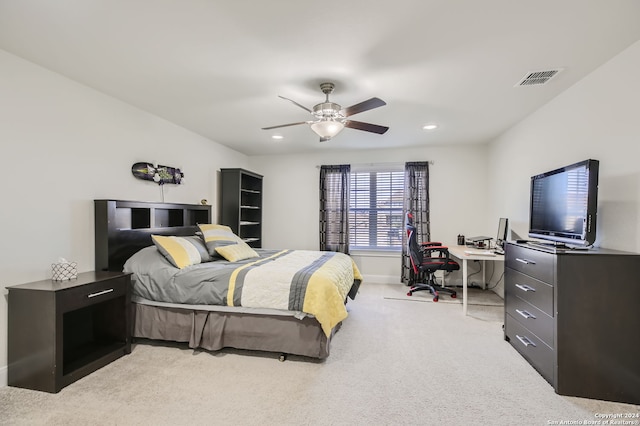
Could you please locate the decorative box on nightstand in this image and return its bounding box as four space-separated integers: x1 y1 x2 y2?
7 271 131 393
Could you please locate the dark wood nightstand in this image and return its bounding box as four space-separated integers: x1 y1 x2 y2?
7 271 132 393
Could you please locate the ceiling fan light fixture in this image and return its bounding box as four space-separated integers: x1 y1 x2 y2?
310 120 345 139
263 82 387 142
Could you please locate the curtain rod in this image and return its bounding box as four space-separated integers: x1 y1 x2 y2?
316 161 433 169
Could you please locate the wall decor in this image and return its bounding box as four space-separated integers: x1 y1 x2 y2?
131 162 184 185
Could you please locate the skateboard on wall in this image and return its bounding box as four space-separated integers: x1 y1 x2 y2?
131 162 184 185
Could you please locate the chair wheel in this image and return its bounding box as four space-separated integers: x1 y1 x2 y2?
407 292 412 296
451 294 457 299
433 296 439 302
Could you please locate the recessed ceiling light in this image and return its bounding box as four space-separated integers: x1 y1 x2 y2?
423 124 438 130
271 135 284 140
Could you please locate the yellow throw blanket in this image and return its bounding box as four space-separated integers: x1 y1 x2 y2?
226 250 362 336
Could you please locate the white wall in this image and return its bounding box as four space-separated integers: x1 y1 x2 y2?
248 144 490 284
0 50 249 382
486 40 640 296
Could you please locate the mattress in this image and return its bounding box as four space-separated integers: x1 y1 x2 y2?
124 246 362 336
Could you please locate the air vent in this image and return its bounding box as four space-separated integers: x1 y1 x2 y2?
515 69 563 87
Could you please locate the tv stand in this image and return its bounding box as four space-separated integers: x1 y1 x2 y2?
504 242 640 404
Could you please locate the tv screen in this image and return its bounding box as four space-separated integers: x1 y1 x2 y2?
528 159 599 247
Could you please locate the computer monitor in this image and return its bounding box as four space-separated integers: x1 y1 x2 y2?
496 218 509 249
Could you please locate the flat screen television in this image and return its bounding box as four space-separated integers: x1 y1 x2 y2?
528 159 599 247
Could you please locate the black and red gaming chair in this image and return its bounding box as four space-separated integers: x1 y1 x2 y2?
406 213 459 302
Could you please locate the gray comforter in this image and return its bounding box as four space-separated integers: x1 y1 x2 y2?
123 246 362 336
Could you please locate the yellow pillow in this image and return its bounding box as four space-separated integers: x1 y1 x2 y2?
215 241 260 262
152 235 210 269
197 224 243 256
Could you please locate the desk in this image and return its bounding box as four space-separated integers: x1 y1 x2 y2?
447 245 504 315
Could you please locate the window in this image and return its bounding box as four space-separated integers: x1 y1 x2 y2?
349 169 405 250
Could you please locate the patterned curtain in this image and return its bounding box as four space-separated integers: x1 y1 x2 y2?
319 165 351 253
401 161 431 284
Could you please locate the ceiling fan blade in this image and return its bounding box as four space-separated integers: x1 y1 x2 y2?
278 95 312 113
343 97 386 117
345 120 389 134
261 121 310 130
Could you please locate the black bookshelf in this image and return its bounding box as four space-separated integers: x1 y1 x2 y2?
220 169 263 248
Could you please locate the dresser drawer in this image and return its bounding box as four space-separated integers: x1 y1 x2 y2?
505 314 554 385
505 268 554 316
505 244 555 283
506 291 554 348
58 276 127 312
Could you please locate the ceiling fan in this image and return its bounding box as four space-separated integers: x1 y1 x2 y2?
262 82 389 142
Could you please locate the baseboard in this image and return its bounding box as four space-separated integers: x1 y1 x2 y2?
360 273 457 286
361 274 402 285
0 364 7 388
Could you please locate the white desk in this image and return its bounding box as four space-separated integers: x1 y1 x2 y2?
447 245 504 315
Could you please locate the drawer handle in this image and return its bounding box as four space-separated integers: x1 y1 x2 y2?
516 334 536 348
516 309 536 320
515 283 536 292
87 288 114 298
515 258 536 265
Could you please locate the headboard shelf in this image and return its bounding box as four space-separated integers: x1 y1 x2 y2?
95 200 212 271
115 207 150 229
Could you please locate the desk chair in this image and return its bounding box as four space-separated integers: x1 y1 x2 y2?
406 215 459 302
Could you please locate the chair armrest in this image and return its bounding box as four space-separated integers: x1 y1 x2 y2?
420 242 457 262
423 246 451 258
421 241 443 247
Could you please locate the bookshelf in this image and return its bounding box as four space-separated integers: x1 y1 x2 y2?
220 169 263 248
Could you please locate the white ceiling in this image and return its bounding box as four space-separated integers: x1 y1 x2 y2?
1 0 639 156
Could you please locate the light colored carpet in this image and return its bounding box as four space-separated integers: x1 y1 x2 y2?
383 283 505 322
1 283 638 425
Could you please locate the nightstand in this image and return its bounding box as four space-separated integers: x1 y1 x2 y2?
7 271 132 393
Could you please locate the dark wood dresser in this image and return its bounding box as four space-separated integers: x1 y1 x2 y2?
7 271 131 393
504 242 640 405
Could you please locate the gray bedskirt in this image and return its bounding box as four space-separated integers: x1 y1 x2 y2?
132 303 339 359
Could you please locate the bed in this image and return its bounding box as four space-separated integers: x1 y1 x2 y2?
94 199 362 360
